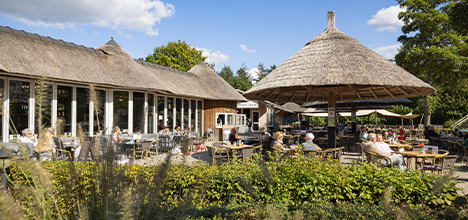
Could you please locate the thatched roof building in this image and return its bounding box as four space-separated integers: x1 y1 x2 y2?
302 98 412 108
244 12 435 102
0 25 245 102
281 102 306 113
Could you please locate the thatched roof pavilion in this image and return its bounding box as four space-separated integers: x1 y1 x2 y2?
244 13 435 102
302 98 411 108
0 25 246 102
282 102 306 113
244 11 434 147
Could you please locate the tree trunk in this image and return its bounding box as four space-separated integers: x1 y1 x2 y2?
424 72 433 127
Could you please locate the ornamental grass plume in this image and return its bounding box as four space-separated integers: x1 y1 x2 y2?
90 85 102 134
35 75 50 135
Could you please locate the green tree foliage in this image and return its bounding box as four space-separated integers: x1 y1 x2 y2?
255 63 277 82
395 0 468 125
217 64 253 91
144 40 207 72
218 65 236 87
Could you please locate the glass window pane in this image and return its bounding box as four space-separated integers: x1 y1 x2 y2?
183 99 189 131
10 80 30 138
148 94 154 133
216 114 225 128
133 92 145 133
76 87 89 133
197 101 202 134
113 91 129 132
167 97 173 129
93 89 106 135
35 81 52 133
176 98 181 128
190 100 196 133
57 85 73 134
157 96 165 131
227 114 233 126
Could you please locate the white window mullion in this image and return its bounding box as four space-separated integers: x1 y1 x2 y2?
153 95 157 133
71 86 77 136
4 79 9 141
188 99 192 132
164 96 167 127
29 81 35 134
173 98 176 129
128 91 133 134
52 83 57 129
89 93 94 137
106 90 113 135
144 92 148 134
195 100 198 133
181 99 184 131
201 100 204 133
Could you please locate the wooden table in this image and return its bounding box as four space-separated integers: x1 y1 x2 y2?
395 151 445 170
388 143 412 151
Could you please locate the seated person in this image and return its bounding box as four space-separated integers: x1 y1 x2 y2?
20 128 38 146
35 129 57 161
173 126 182 136
363 133 406 171
229 128 238 144
159 126 170 134
375 134 392 153
112 126 123 144
272 131 287 152
262 127 272 141
302 133 321 152
425 125 441 145
47 127 64 150
359 127 368 141
397 126 405 141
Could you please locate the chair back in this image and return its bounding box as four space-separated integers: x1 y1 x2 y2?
206 146 214 157
413 146 424 152
159 135 175 152
442 155 458 171
77 137 93 161
141 141 153 150
242 146 255 159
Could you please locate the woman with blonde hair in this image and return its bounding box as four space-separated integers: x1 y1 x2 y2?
35 129 56 161
272 131 286 151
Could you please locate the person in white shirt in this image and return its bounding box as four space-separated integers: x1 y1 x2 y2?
20 128 38 146
375 134 393 154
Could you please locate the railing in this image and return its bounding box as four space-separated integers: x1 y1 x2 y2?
451 114 468 129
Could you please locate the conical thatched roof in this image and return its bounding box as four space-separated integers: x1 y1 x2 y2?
0 25 245 101
302 98 411 108
244 12 435 102
282 102 306 113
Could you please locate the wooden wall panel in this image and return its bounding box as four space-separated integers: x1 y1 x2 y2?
203 100 237 139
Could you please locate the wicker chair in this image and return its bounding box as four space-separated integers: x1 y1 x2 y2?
365 152 393 168
134 141 153 160
206 146 229 164
422 155 458 175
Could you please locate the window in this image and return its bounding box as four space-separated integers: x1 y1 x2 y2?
148 93 155 133
133 92 145 133
93 89 106 135
176 98 182 128
183 99 189 131
167 97 173 129
197 101 202 133
76 87 89 133
10 80 30 138
57 85 73 134
215 113 234 128
157 96 165 130
113 91 129 132
190 100 196 132
35 81 51 134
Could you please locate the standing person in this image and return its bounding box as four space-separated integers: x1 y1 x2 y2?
397 126 405 141
35 129 56 161
248 118 253 136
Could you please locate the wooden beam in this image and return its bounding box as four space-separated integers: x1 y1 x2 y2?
383 87 395 98
290 91 298 102
397 86 410 96
369 88 378 99
306 92 311 102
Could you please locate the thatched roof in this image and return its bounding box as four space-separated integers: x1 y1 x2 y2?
0 25 245 101
282 102 306 113
244 12 435 102
302 98 411 108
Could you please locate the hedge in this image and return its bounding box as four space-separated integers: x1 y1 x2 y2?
6 156 460 219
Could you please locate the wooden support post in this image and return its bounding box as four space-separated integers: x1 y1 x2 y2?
328 92 336 148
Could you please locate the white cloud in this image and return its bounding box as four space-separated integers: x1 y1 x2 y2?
373 43 401 60
240 44 256 53
367 5 404 32
196 47 229 65
0 0 175 36
248 67 260 81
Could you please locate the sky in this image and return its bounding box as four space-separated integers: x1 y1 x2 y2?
0 0 406 80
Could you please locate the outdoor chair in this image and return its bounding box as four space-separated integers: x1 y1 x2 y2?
302 149 318 159
134 141 152 160
239 146 255 161
355 142 365 162
320 147 344 161
77 137 93 162
159 135 175 153
461 145 468 169
365 151 393 168
206 146 229 164
422 155 458 175
150 139 159 155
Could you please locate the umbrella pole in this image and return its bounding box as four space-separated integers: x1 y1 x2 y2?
351 104 357 134
328 92 336 148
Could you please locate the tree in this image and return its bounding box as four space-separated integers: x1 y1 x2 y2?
395 0 468 126
232 63 253 91
255 63 277 82
218 65 236 87
144 40 207 72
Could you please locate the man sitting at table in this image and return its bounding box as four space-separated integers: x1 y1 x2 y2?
364 133 407 171
302 133 321 152
229 128 238 145
360 127 368 142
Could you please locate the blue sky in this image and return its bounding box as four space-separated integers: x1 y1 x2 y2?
0 0 405 79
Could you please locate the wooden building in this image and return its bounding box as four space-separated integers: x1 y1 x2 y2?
0 25 246 142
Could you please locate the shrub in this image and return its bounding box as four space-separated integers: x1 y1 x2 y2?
6 155 459 219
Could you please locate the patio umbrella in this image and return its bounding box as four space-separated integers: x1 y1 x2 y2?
244 11 435 148
302 98 411 133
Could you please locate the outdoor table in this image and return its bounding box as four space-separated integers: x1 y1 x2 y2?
218 144 257 159
0 149 12 189
395 151 445 170
388 143 412 151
